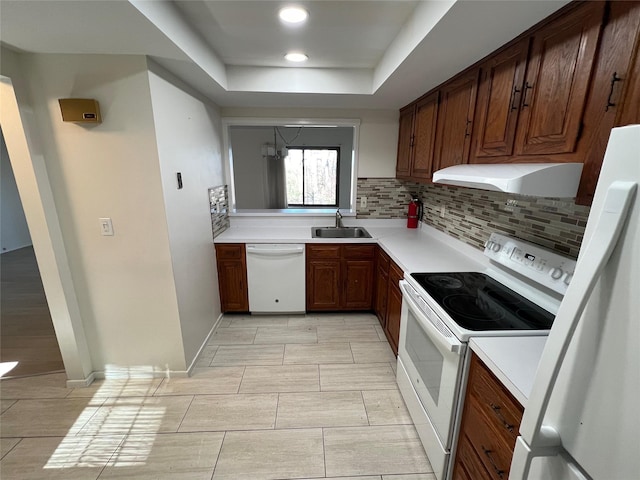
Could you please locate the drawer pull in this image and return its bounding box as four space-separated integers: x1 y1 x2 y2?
490 403 515 433
482 445 505 479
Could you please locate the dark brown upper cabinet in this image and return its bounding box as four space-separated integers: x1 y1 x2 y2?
411 92 440 180
514 1 605 157
396 105 414 178
433 70 480 171
575 1 640 204
396 1 639 205
470 39 530 161
396 92 439 181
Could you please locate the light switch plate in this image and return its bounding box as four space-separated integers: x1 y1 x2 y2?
99 218 114 236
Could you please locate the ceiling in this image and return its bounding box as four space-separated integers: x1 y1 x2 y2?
0 0 571 110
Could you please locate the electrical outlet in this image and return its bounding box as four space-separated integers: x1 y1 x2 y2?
360 196 367 209
440 206 445 218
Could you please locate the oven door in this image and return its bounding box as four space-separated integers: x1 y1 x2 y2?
398 280 466 449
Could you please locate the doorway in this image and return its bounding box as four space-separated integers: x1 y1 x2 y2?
1 73 92 385
1 129 64 377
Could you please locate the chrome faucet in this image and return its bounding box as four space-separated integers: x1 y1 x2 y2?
335 209 344 228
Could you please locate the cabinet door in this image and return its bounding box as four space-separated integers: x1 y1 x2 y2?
384 262 404 356
433 70 480 171
614 3 640 127
385 279 402 356
374 248 390 327
471 39 529 161
374 266 389 327
576 1 640 204
396 105 415 178
306 260 341 311
215 244 248 313
343 260 374 310
515 1 605 156
411 92 439 180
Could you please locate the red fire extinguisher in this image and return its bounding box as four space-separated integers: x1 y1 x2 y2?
407 195 423 229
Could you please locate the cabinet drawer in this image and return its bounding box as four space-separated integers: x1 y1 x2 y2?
215 243 244 260
464 398 514 480
453 433 492 480
307 244 341 259
467 356 524 446
343 244 376 259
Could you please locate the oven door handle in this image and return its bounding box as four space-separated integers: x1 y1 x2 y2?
400 280 464 355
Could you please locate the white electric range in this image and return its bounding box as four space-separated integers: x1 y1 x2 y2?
396 232 576 480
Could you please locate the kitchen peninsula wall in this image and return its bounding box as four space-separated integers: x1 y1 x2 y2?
357 178 590 259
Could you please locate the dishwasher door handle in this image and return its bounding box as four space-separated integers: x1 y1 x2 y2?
246 246 304 257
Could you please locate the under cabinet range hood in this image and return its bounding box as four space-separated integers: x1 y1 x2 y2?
432 163 584 197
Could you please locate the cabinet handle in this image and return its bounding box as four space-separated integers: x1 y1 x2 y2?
482 446 505 479
490 403 515 433
521 82 533 108
410 134 415 147
464 119 472 137
605 72 622 112
510 86 521 111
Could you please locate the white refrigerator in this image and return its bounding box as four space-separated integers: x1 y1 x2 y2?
510 124 640 479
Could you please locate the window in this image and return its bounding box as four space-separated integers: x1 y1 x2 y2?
285 147 339 207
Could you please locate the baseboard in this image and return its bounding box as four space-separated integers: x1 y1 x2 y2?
66 372 96 388
0 243 34 254
89 368 191 381
186 312 224 376
65 314 224 387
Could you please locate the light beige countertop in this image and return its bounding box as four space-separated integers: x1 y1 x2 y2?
214 218 490 274
469 336 547 407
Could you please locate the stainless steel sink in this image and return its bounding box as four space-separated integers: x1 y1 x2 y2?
311 227 372 238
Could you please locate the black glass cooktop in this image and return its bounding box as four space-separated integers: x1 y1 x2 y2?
410 272 554 331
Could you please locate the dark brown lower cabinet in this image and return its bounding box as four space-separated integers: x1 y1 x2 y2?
374 247 390 328
306 244 375 311
452 354 524 480
215 243 249 313
384 261 404 356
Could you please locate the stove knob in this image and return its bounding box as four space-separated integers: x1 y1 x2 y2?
550 267 564 280
563 272 573 285
491 242 502 252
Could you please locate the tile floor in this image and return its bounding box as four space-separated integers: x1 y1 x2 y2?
0 313 434 480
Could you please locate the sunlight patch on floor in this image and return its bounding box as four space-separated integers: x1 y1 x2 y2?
0 361 19 377
44 374 165 469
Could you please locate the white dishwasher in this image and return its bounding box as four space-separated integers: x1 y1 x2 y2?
245 244 306 313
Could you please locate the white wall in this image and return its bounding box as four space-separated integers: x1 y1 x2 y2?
1 129 32 252
230 126 353 209
147 64 223 366
16 53 187 374
230 127 269 209
221 107 398 178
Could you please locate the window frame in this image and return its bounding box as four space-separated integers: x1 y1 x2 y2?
285 146 341 208
221 117 360 215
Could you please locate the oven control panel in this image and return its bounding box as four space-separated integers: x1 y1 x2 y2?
484 232 577 295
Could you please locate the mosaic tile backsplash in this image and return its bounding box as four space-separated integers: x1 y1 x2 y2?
208 184 230 238
357 178 590 258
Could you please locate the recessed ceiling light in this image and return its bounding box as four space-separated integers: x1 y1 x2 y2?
285 52 308 63
279 6 308 24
